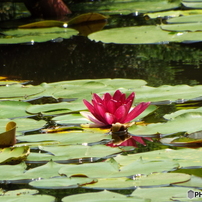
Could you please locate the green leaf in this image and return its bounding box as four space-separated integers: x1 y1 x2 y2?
62 190 146 202
27 145 121 163
0 28 78 44
29 177 97 189
131 187 202 202
0 101 31 118
0 146 30 164
84 173 190 190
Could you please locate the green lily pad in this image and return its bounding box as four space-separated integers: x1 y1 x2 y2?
0 84 45 99
29 177 97 189
26 145 121 163
83 173 190 190
12 118 46 134
129 111 202 135
0 101 31 118
161 23 202 32
71 0 180 15
0 191 55 202
17 130 110 146
59 158 178 178
26 102 72 115
62 190 146 202
0 146 30 164
114 148 202 168
131 187 202 202
88 26 172 44
0 162 26 181
166 14 202 23
0 28 78 44
174 175 202 189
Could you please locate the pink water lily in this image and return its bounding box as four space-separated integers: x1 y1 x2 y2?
80 90 150 127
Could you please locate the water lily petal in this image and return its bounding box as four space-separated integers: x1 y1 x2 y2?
93 93 103 104
124 102 150 123
105 112 115 125
80 111 106 126
83 99 95 113
113 90 122 101
114 105 127 122
126 92 135 104
92 100 107 123
107 99 117 114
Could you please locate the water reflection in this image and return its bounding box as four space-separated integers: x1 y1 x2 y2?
0 36 202 86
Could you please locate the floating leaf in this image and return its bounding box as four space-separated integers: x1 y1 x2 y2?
0 189 55 202
29 176 97 189
131 187 202 202
0 146 30 164
68 13 108 26
71 0 180 15
17 130 110 147
26 102 72 115
84 173 190 190
26 145 121 163
114 148 202 169
0 101 31 119
19 20 65 28
62 190 145 202
59 158 178 178
166 14 202 24
0 28 78 44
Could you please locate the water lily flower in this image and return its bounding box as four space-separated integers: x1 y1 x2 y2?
80 90 150 127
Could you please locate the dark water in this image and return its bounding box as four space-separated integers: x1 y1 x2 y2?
1 2 202 86
1 36 202 87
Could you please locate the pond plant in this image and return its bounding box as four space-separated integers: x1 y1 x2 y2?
0 0 202 201
0 78 201 202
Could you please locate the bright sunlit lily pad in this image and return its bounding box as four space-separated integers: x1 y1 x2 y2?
83 173 190 190
131 187 202 202
29 177 97 189
62 190 146 202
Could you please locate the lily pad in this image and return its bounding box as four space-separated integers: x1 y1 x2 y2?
0 146 30 164
71 0 180 15
26 145 122 163
131 187 202 202
0 27 78 44
0 101 31 118
29 177 97 189
83 173 190 190
62 190 146 202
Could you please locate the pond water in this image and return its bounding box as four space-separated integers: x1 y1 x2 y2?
0 1 202 202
